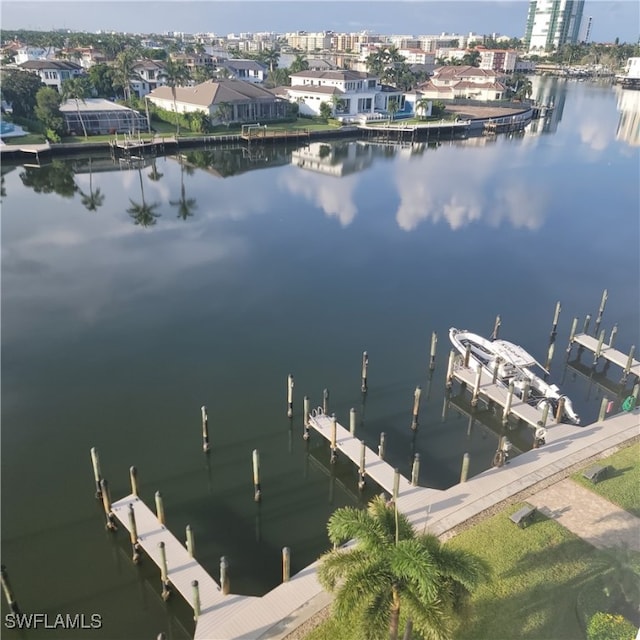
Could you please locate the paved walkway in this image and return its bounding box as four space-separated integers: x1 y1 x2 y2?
528 478 640 551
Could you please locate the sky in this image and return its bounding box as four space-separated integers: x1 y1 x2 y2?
1 1 638 43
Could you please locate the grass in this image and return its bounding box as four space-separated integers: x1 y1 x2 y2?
2 133 48 145
305 504 639 640
572 442 640 517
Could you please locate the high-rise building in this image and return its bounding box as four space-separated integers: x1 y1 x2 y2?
524 1 585 52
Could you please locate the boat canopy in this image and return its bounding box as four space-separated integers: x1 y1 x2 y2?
492 340 537 367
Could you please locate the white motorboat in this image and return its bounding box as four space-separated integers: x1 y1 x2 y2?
449 327 580 425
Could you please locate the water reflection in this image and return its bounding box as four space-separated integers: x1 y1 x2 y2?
615 86 640 147
127 162 161 227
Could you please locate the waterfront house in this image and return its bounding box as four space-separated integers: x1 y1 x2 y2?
18 59 84 92
146 79 290 124
131 60 168 97
282 69 404 120
417 66 507 101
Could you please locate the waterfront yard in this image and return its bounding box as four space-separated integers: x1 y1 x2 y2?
305 501 639 640
572 441 640 517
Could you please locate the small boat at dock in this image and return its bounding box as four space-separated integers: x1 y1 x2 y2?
449 328 580 425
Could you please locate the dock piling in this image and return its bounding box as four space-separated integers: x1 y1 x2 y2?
460 453 470 483
492 315 501 340
201 405 210 453
361 351 369 393
1 565 20 614
128 504 141 564
100 479 117 531
282 547 291 583
622 345 636 384
252 449 261 502
287 374 294 419
393 469 400 502
609 324 618 349
303 396 310 440
410 386 422 430
90 447 103 499
158 541 171 601
349 408 356 436
471 365 482 407
358 440 366 490
567 317 578 354
429 332 438 371
411 454 420 486
220 556 230 595
594 289 608 336
463 344 471 368
378 432 386 459
551 301 561 337
330 414 338 464
323 388 329 415
446 350 456 388
192 580 200 620
129 466 139 497
598 397 609 422
502 381 515 425
594 330 606 365
555 397 566 424
540 402 550 427
583 314 591 336
186 525 195 558
492 357 501 384
155 491 166 526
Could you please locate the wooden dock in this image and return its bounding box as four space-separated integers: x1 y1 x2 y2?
110 495 257 639
570 333 640 380
450 362 547 428
307 409 415 497
241 128 310 142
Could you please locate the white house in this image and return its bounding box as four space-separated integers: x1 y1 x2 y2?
417 66 507 101
283 70 404 120
14 46 58 64
18 59 84 92
130 60 167 97
219 59 267 83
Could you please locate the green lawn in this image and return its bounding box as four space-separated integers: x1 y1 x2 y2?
306 504 639 640
2 133 48 145
572 442 640 517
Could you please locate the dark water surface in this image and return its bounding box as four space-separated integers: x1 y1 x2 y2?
2 78 639 639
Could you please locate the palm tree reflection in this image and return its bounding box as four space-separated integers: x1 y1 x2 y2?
79 158 105 212
170 157 197 221
127 163 160 228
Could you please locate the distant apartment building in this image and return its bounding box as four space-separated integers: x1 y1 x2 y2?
477 48 517 73
286 31 333 52
524 0 585 52
331 32 380 52
388 35 421 49
398 48 436 66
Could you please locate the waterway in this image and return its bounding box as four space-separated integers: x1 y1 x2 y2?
1 78 638 639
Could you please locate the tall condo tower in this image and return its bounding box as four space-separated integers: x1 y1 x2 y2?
524 0 585 52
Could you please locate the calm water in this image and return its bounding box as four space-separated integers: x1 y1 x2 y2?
2 78 639 639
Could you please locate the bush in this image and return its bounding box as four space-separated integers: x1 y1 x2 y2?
45 128 61 143
587 612 637 640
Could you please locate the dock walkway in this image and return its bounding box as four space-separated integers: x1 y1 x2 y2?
571 332 640 380
450 361 547 428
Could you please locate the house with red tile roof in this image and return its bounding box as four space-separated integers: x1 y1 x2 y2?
417 66 507 101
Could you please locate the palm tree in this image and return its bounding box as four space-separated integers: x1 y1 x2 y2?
289 54 309 74
170 159 197 221
114 49 136 102
127 165 160 228
214 101 233 127
79 158 104 211
163 57 191 136
61 77 91 138
317 495 489 640
388 98 400 121
261 47 280 73
415 97 431 120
